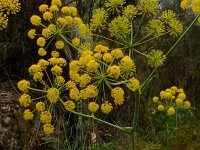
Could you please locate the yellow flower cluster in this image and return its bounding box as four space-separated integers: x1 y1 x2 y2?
43 124 54 135
0 0 20 30
40 111 52 124
147 50 166 67
150 86 191 116
27 0 89 58
47 88 60 103
180 0 200 13
101 101 113 114
64 100 76 111
88 102 99 113
66 44 139 114
18 94 31 107
17 80 30 92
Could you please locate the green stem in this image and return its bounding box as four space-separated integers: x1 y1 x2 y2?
28 87 46 92
59 33 80 52
92 34 125 46
72 111 130 134
131 90 141 150
140 14 200 94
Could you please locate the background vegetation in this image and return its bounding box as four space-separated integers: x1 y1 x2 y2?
0 0 200 149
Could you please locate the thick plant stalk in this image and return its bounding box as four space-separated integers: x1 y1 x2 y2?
131 90 140 150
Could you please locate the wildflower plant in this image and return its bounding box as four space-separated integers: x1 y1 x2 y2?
149 86 192 147
17 0 200 149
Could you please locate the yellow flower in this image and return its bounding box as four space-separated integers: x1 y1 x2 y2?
111 48 124 59
180 0 190 10
90 8 108 32
192 0 200 13
70 72 80 83
69 7 77 16
147 19 165 37
43 11 53 21
23 109 34 120
51 51 60 58
177 88 184 93
55 76 65 86
87 60 100 73
66 80 76 90
105 0 125 12
103 53 113 63
94 45 109 53
127 77 140 92
18 94 31 107
152 96 159 103
120 56 135 71
64 100 76 111
147 50 166 67
61 6 71 14
69 60 80 72
46 88 60 103
183 101 191 109
160 10 176 23
162 92 172 100
171 86 178 92
36 102 45 111
30 15 41 26
57 17 67 25
109 16 131 39
69 88 80 100
55 40 64 49
43 124 54 135
101 101 113 114
28 64 41 75
111 87 124 105
39 4 48 12
51 65 63 76
137 0 158 16
33 72 43 81
178 93 186 100
93 53 102 60
27 29 36 39
73 17 82 27
49 5 59 12
167 107 175 116
48 24 56 32
81 50 93 57
175 98 183 105
17 80 30 92
123 5 138 20
38 48 47 56
42 28 52 38
38 59 49 70
84 85 98 99
79 74 91 88
40 111 52 124
168 19 183 38
107 65 121 79
88 102 99 113
51 0 62 6
37 37 46 47
79 55 94 66
72 38 80 46
65 16 73 25
157 104 164 111
57 58 67 67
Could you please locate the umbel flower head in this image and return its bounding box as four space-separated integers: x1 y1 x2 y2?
27 0 91 58
68 44 140 114
150 86 191 116
0 0 21 30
